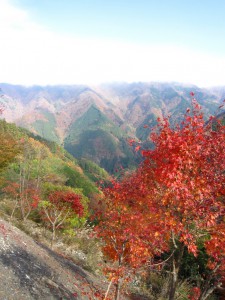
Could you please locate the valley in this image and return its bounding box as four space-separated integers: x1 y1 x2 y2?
1 82 224 173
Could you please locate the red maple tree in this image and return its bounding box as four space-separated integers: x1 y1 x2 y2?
95 173 170 300
139 95 225 299
97 94 225 300
39 190 84 248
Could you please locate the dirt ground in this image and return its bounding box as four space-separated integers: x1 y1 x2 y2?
0 218 119 300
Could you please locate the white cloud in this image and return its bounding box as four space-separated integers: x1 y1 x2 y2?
0 0 27 27
0 0 225 87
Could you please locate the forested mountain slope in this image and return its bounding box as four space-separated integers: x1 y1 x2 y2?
1 82 224 172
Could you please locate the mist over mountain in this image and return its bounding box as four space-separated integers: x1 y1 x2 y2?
1 82 224 173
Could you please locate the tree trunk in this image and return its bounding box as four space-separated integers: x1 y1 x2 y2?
199 263 221 300
10 198 19 219
169 256 178 300
168 244 185 300
114 280 120 300
51 224 56 249
104 279 113 300
114 252 123 300
199 287 216 300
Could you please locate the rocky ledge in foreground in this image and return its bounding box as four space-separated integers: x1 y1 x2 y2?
0 218 109 300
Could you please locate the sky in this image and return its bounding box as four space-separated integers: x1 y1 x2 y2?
1 0 225 87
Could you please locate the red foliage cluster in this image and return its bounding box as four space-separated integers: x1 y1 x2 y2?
189 287 201 300
3 182 40 219
96 96 225 299
48 191 84 217
140 98 225 259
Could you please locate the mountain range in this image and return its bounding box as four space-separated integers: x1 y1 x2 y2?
1 82 225 173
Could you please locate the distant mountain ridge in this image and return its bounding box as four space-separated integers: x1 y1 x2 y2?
1 82 224 173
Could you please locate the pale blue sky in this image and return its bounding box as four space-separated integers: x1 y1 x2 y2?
15 0 225 54
1 0 225 86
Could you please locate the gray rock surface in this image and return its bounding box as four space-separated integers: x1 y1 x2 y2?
0 218 104 299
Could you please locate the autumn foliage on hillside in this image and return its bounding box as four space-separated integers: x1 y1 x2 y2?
0 108 20 173
96 94 225 300
39 189 84 248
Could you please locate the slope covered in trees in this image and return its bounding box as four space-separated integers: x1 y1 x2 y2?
0 118 110 247
0 118 107 195
1 82 224 173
